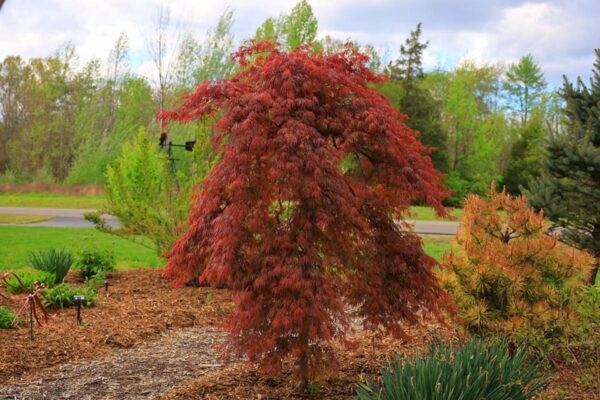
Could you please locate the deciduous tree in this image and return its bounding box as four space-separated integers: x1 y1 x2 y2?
504 54 546 127
160 42 451 386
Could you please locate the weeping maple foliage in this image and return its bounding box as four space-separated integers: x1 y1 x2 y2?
159 42 451 384
440 184 593 343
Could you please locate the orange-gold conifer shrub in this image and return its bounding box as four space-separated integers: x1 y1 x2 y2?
159 42 452 385
440 184 593 344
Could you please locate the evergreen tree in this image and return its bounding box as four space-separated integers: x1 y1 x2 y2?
381 23 448 172
502 107 546 194
527 49 600 285
387 22 427 82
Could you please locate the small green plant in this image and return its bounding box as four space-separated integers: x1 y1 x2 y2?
42 283 97 309
356 340 549 400
0 306 18 329
5 271 55 294
76 249 116 279
85 271 107 290
29 248 75 285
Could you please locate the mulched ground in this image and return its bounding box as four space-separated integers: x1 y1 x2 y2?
1 269 598 399
0 327 227 399
0 269 233 383
157 325 455 400
156 332 599 400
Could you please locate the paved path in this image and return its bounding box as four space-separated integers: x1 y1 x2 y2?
0 207 120 228
0 207 459 235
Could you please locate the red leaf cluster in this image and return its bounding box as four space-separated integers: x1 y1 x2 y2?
159 42 451 383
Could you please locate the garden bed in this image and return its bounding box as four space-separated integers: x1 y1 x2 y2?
0 269 233 382
0 269 596 399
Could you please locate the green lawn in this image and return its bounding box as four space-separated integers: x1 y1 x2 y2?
0 225 451 273
0 226 164 272
409 206 464 221
421 234 455 262
0 192 105 209
0 214 54 224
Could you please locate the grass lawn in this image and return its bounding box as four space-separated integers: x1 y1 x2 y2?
0 192 105 209
409 206 464 221
421 234 455 262
0 214 54 224
0 226 164 272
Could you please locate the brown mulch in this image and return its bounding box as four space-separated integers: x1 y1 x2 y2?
0 269 233 383
157 328 599 400
0 326 227 399
1 269 598 399
157 325 454 400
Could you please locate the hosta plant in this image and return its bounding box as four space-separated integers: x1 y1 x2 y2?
29 248 75 285
42 283 97 309
356 340 549 400
439 185 593 350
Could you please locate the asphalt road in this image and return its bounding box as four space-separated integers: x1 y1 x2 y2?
0 207 459 235
0 207 121 229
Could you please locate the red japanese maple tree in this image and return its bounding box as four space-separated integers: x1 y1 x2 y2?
160 42 451 386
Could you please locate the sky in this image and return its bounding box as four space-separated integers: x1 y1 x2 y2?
0 0 598 85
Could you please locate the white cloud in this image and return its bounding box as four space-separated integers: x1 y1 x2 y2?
0 0 597 84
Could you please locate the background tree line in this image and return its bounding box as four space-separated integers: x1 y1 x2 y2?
0 0 567 205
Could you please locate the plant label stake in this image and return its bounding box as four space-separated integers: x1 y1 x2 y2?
104 279 109 293
73 295 85 325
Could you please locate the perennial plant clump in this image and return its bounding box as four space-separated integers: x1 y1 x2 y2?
356 340 549 400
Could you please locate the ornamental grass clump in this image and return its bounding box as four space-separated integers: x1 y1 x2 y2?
439 184 593 351
29 248 74 285
356 340 549 400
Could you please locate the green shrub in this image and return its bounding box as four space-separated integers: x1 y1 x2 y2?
29 248 74 285
5 271 55 294
356 340 549 400
0 306 18 329
103 127 217 254
84 271 107 291
76 249 116 279
42 283 97 309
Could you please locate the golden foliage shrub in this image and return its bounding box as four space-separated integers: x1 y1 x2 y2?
440 184 594 345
